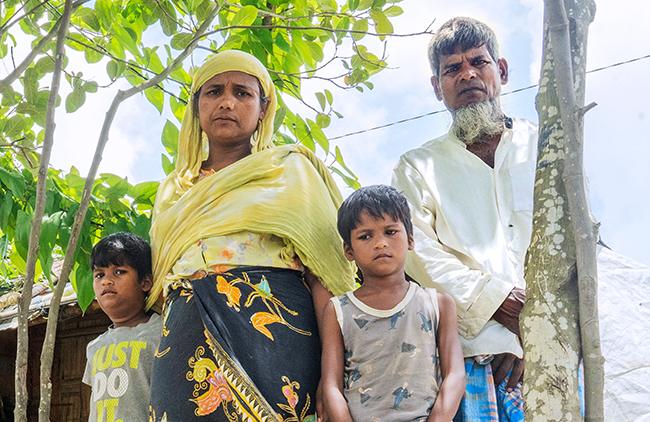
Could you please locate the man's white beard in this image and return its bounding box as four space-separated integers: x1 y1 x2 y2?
451 98 505 145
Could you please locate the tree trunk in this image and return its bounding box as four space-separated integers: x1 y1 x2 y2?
9 3 221 420
36 4 76 420
13 2 74 420
521 0 600 420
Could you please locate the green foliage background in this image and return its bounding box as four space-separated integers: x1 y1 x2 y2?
0 0 402 310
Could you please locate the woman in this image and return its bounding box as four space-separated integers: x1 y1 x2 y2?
147 50 355 421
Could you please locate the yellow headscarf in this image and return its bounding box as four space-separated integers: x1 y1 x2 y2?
147 51 354 310
173 50 278 195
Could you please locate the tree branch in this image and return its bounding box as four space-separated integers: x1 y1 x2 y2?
546 0 603 421
48 5 222 387
0 0 52 37
13 1 74 421
0 0 88 93
203 24 433 39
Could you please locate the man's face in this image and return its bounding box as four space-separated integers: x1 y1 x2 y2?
431 44 508 112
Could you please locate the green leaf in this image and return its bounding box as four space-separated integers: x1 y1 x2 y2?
160 1 178 36
316 113 331 128
384 5 403 17
276 132 296 145
39 211 62 284
2 85 21 106
357 0 374 10
292 37 312 64
35 56 55 75
107 60 126 81
370 10 393 37
161 119 179 156
94 0 113 31
113 23 140 57
4 115 25 138
230 5 258 28
330 166 361 190
0 192 14 229
23 67 39 103
348 0 360 11
84 47 103 63
161 154 174 175
294 117 314 152
316 92 326 111
196 0 216 22
171 33 193 50
274 32 291 54
335 146 356 177
352 18 368 41
15 210 31 260
325 89 333 105
108 36 126 60
74 260 95 311
308 120 329 152
129 181 159 203
65 89 86 113
145 86 164 114
315 0 336 12
131 213 151 241
169 96 186 123
144 48 165 73
77 7 102 31
15 102 47 128
273 106 287 134
83 81 98 93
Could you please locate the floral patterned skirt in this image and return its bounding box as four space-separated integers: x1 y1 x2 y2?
150 267 320 422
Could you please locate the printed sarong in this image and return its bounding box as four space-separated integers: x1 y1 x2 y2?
150 267 319 421
453 358 524 422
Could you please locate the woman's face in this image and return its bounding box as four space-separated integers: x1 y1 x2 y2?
198 71 267 150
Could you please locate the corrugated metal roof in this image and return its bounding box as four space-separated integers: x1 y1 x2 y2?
0 283 78 331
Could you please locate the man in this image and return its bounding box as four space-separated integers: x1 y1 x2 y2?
392 17 650 421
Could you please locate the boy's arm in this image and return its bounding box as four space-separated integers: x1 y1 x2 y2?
320 300 353 422
304 268 336 422
304 268 333 329
427 291 466 422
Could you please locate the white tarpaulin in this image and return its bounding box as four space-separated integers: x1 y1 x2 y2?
599 246 650 421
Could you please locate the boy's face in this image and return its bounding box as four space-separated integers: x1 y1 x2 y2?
344 212 414 280
92 263 152 326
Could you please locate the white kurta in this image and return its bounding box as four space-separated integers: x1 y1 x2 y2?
392 118 650 421
392 118 536 358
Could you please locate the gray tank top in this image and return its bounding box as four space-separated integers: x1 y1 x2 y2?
331 282 440 422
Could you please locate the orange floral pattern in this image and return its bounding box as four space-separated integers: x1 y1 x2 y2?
215 272 311 341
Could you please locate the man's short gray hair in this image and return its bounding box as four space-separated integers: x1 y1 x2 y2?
428 17 500 78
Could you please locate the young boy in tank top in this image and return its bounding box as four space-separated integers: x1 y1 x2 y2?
321 185 465 422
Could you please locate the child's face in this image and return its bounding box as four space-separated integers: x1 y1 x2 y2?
344 212 414 280
92 263 152 325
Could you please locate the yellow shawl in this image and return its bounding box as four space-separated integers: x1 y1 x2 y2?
147 51 354 310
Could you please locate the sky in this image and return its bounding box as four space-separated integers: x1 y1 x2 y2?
4 0 648 266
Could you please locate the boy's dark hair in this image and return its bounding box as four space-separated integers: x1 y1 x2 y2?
90 232 152 281
337 185 413 246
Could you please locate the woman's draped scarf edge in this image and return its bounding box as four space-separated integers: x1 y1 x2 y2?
147 145 355 310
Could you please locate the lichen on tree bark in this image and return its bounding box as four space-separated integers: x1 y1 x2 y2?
521 0 599 420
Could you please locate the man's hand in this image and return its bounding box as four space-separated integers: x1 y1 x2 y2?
492 287 525 337
491 353 524 392
491 287 525 392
